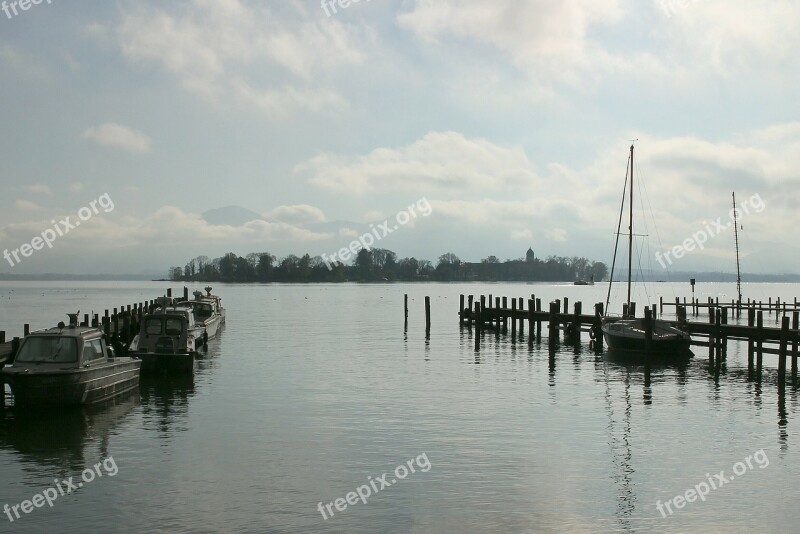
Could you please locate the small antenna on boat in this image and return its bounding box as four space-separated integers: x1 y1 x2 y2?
67 311 80 328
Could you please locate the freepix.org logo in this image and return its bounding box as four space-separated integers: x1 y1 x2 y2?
3 193 115 268
1 0 53 20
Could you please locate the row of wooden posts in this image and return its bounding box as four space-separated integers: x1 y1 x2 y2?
660 295 800 319
452 293 800 386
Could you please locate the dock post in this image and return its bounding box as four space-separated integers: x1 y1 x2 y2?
518 298 525 336
651 304 657 321
708 308 715 367
644 308 653 385
714 308 723 379
660 296 663 315
747 307 755 377
622 303 629 318
593 303 604 352
548 301 559 345
779 316 790 386
571 302 582 343
792 311 798 382
11 337 19 362
424 296 431 337
474 302 482 351
527 299 534 346
721 307 728 361
563 298 568 315
404 294 408 326
536 299 542 340
459 294 465 325
769 298 772 315
83 314 89 327
495 297 500 339
467 296 474 328
511 299 517 339
184 286 189 301
502 297 508 333
488 294 493 329
756 311 764 379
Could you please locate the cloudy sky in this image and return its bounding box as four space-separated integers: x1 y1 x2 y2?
1 0 798 275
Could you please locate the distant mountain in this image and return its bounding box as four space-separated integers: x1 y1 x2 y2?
201 205 265 226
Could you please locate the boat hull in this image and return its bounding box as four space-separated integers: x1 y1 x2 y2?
602 318 691 356
2 359 141 407
135 351 194 374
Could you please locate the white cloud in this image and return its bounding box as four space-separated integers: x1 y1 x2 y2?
83 123 153 154
111 0 365 116
298 131 540 194
26 184 52 195
69 182 85 193
15 200 40 211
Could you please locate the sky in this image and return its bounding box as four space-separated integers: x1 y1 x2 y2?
0 0 798 276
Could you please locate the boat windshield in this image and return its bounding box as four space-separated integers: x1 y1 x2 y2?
195 304 213 319
15 336 79 363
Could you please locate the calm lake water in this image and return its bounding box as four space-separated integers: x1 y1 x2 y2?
1 281 799 533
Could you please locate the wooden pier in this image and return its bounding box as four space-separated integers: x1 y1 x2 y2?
1 287 193 407
456 293 800 385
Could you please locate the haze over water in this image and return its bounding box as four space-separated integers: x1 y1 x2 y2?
1 281 798 533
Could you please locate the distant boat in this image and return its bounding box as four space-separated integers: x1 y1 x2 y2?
601 145 691 356
574 275 595 286
1 314 141 406
170 287 225 340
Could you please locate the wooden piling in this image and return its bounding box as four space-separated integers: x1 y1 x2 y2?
404 294 408 325
535 299 542 340
747 307 755 376
792 311 798 381
518 297 525 335
708 307 715 367
502 297 508 333
424 296 431 336
459 294 465 325
756 310 764 378
548 301 559 344
777 315 789 386
644 307 653 384
24 324 30 337
511 299 517 338
527 299 534 346
571 302 582 342
474 302 482 351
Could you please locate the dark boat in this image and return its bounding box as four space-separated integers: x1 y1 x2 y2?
1 314 141 407
601 144 691 356
128 299 204 374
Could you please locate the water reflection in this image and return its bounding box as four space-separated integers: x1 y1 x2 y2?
0 391 138 474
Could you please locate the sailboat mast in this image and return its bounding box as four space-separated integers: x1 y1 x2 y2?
627 144 634 309
732 192 742 304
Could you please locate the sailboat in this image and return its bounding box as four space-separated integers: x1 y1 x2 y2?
601 144 691 355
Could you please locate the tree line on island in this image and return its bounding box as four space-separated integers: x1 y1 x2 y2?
169 248 608 283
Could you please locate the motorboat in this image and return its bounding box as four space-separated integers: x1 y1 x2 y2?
1 313 141 407
128 298 205 373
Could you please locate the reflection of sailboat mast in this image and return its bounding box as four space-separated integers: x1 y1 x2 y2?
603 364 637 532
